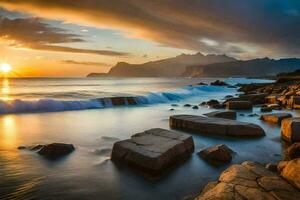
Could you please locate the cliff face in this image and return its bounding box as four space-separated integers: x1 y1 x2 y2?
182 58 300 77
107 53 236 77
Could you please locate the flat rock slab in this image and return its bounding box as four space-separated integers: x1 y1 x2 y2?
111 128 194 175
196 161 300 200
204 111 237 120
260 113 292 125
226 101 253 110
170 115 265 137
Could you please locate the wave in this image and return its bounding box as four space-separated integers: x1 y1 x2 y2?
0 85 235 114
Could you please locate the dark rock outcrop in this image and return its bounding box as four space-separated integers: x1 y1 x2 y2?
210 80 229 86
284 143 300 161
226 101 253 110
38 143 75 159
111 128 194 175
169 115 265 137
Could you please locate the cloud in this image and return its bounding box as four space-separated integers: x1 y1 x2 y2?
61 60 110 67
0 16 129 56
0 0 300 58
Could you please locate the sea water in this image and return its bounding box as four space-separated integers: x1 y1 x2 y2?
1 77 296 200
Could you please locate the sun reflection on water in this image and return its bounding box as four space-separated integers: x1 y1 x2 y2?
0 115 18 149
1 78 11 101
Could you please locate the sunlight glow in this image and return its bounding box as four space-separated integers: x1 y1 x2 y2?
1 63 12 73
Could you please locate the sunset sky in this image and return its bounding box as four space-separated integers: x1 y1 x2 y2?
0 0 300 77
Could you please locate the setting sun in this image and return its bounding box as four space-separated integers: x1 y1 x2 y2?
1 63 12 73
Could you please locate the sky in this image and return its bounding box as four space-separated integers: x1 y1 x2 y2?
0 0 300 77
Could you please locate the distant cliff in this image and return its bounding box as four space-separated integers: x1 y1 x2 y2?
182 58 300 77
103 53 236 77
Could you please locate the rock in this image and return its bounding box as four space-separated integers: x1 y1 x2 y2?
211 103 225 109
196 161 300 200
284 143 300 160
169 108 175 111
268 103 282 110
192 105 199 109
260 113 292 125
248 113 259 117
197 82 207 85
224 95 234 99
293 96 300 109
206 99 219 107
238 93 269 104
169 115 265 137
18 146 26 150
171 104 179 107
239 113 245 116
261 106 272 112
281 118 300 143
265 163 278 173
199 102 207 106
184 104 192 107
204 111 237 120
111 128 194 175
38 143 75 159
210 80 229 86
279 158 300 190
198 144 233 164
226 101 253 110
266 95 280 104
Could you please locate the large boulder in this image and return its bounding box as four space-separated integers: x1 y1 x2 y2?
203 111 236 120
196 161 300 200
111 128 194 175
278 159 300 190
238 93 269 104
226 101 253 110
38 143 75 159
169 115 265 137
281 118 300 143
198 144 233 164
284 143 300 160
260 113 292 125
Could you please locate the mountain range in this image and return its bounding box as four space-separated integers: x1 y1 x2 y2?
87 53 300 78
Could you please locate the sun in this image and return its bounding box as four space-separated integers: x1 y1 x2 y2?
1 63 11 73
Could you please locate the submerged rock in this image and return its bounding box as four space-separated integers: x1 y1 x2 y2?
18 146 26 150
260 113 292 125
196 161 300 200
38 143 75 159
30 144 46 151
281 118 300 143
169 115 265 137
204 111 237 120
184 104 192 107
198 144 233 164
111 128 194 176
226 101 253 110
192 105 199 109
210 80 229 86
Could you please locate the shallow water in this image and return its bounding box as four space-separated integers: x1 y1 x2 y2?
1 77 293 200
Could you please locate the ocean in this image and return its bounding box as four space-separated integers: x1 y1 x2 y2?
1 77 294 200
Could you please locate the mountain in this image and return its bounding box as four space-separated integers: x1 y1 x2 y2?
93 53 235 77
182 58 300 77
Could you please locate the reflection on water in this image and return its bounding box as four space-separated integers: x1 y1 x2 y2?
1 116 18 149
1 78 10 101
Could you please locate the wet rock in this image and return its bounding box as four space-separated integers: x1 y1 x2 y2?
171 104 179 107
169 108 175 111
206 99 219 107
224 95 234 99
198 144 233 164
260 113 292 125
211 103 225 109
238 93 269 104
18 146 26 150
239 113 245 116
196 161 300 200
197 82 207 85
284 143 300 160
226 101 253 110
210 80 229 86
192 105 199 109
248 113 259 117
281 118 300 143
199 102 207 106
204 111 237 120
38 143 75 159
111 128 194 175
261 106 272 112
278 158 300 190
170 115 265 137
184 104 192 107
